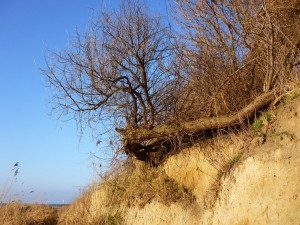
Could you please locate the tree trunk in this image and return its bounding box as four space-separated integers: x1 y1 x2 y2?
117 91 276 163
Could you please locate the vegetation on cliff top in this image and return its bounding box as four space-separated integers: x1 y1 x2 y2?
43 0 300 164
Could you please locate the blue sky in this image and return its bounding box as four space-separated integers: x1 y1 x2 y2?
0 0 167 204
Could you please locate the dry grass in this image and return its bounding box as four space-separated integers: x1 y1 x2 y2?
104 161 195 207
0 162 58 225
0 202 58 225
57 160 195 225
0 159 194 225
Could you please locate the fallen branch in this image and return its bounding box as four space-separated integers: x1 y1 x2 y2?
116 91 276 164
118 91 276 144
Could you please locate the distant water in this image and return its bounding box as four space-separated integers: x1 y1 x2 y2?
0 203 69 208
49 204 69 208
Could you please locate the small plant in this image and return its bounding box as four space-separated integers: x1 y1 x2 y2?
264 112 273 122
107 212 123 225
231 150 244 164
0 162 21 204
252 111 274 130
218 150 245 182
284 91 299 103
252 118 263 130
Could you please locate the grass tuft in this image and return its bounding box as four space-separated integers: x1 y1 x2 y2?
252 111 274 130
107 211 123 225
284 91 299 103
252 119 264 130
231 150 245 164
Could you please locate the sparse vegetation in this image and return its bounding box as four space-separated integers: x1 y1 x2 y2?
220 149 246 176
103 162 195 208
57 161 195 225
107 212 123 225
284 91 299 103
252 111 274 130
231 150 245 165
252 118 264 130
0 203 58 225
265 112 273 122
0 163 58 225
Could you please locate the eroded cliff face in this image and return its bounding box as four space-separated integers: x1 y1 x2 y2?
59 96 300 225
124 97 300 225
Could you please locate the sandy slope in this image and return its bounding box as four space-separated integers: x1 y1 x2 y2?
125 97 300 225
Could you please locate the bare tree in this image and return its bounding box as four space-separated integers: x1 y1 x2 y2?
172 0 260 116
43 0 176 140
117 0 300 163
251 0 300 91
172 0 300 117
43 0 300 163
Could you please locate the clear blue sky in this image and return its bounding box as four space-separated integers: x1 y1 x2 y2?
0 1 167 204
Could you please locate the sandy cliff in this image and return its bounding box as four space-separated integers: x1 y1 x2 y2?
124 96 300 225
58 95 300 225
